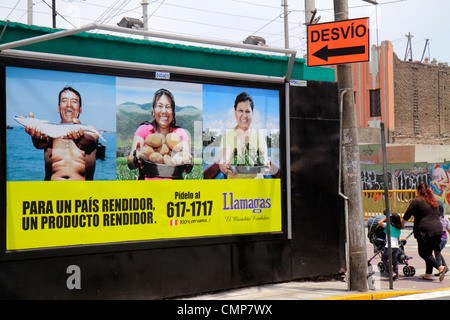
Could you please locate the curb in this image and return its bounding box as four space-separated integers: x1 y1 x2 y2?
322 287 450 300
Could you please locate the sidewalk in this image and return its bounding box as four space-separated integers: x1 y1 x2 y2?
179 276 450 300
179 224 450 300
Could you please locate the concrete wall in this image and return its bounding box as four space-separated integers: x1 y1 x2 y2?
360 144 450 164
415 145 450 163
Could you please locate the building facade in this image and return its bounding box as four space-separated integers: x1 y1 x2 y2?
338 40 449 146
393 55 450 145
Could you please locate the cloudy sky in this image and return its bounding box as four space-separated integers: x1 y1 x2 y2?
1 0 448 63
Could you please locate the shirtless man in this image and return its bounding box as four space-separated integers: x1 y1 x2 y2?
25 87 99 180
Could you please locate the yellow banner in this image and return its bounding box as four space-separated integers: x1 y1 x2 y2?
7 179 282 250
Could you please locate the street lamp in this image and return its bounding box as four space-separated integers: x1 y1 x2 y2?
117 17 144 29
243 35 266 46
361 0 378 4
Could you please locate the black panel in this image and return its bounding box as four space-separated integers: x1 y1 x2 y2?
290 81 340 120
289 83 346 278
0 241 292 299
230 240 291 287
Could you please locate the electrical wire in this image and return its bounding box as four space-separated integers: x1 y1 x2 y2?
4 0 20 20
97 0 131 24
143 0 165 25
0 0 429 57
41 0 76 27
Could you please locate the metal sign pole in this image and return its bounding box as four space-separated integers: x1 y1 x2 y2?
381 122 393 289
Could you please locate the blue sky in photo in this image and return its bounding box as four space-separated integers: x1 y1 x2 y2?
202 84 280 134
6 66 117 132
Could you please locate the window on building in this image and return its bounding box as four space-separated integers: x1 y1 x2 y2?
370 89 381 117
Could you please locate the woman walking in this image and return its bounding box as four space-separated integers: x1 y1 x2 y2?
402 183 448 281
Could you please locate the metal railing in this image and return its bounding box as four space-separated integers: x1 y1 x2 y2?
362 189 417 220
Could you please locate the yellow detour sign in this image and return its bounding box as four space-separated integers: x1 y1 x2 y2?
307 17 369 67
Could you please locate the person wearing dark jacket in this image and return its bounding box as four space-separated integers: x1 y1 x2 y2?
402 183 448 281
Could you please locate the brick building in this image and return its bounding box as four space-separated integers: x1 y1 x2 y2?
344 40 450 146
393 55 450 145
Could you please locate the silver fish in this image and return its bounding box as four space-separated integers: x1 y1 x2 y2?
14 116 107 143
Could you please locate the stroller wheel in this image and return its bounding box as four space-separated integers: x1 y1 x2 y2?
403 266 410 276
403 265 415 277
378 262 385 273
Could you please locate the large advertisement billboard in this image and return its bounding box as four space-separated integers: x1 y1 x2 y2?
3 61 284 252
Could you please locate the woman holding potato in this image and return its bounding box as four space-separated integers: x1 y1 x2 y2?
127 88 191 179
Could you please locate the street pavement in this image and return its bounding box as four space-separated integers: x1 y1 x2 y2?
178 224 450 300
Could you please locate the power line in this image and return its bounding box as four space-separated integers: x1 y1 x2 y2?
151 13 280 37
161 2 286 23
0 0 425 59
145 0 165 24
41 0 76 28
96 0 121 23
97 0 131 24
229 0 280 9
4 0 20 20
0 0 301 30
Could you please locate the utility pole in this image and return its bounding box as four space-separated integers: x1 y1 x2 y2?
305 0 316 25
282 0 289 51
381 122 394 289
142 1 149 40
52 0 56 28
334 0 368 292
27 0 33 25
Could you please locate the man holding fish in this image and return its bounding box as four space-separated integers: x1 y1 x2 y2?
23 87 99 181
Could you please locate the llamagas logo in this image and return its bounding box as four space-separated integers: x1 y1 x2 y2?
222 192 271 214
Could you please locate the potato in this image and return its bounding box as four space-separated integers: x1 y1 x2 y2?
156 143 170 155
145 133 165 148
171 151 190 165
139 145 154 160
166 132 183 152
163 155 176 165
149 152 164 164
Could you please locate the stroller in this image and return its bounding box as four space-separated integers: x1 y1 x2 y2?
367 215 416 277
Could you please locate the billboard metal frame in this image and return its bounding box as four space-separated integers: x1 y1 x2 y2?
0 22 296 82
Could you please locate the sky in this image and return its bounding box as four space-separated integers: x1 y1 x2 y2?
0 0 448 63
116 76 203 108
202 84 280 134
5 66 117 131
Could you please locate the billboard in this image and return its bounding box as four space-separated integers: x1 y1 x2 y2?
2 59 285 253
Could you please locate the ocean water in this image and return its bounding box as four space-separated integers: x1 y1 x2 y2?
6 127 117 181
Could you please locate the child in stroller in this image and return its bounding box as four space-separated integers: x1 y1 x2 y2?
367 214 415 278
